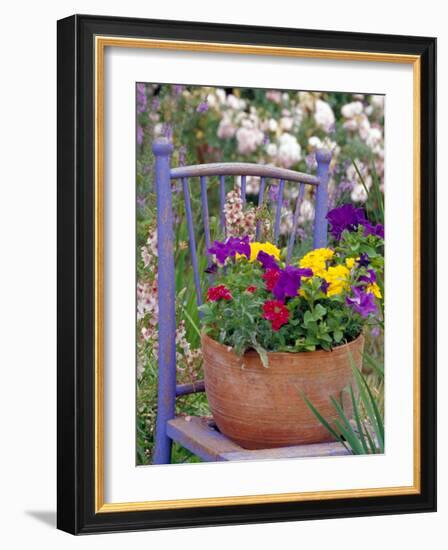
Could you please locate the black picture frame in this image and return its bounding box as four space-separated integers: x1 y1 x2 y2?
57 14 436 534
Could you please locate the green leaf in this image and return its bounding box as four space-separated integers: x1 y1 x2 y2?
303 310 314 326
314 303 327 320
333 330 343 343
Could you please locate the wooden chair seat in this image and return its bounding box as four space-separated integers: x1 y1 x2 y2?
167 415 349 462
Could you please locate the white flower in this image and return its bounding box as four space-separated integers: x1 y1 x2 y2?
266 143 278 157
268 118 278 132
365 127 382 150
276 133 301 168
351 183 368 203
341 101 364 118
280 116 294 131
206 93 217 108
236 126 264 155
314 99 335 132
308 136 323 149
154 123 164 137
266 90 282 103
217 116 236 139
227 94 246 110
216 88 226 104
370 95 385 109
300 199 315 222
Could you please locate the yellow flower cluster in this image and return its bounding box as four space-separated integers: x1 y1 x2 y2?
248 241 281 262
299 248 335 277
299 248 350 297
324 265 350 296
367 282 382 298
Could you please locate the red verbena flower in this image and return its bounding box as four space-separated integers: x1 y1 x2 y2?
262 300 290 331
262 268 281 291
246 285 257 293
207 285 232 302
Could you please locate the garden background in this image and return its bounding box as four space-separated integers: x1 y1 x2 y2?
136 84 385 465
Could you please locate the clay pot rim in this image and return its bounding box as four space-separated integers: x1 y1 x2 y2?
201 331 364 359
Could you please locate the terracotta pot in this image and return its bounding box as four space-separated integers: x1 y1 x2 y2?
202 333 364 449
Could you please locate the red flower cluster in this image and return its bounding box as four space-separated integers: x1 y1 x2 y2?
207 284 232 302
246 285 257 293
262 300 289 331
262 268 281 291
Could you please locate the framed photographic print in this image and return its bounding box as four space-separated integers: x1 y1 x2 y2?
57 14 436 534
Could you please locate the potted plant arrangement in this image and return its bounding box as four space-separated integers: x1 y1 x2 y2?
199 204 384 450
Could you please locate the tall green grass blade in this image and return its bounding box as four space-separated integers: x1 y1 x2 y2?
352 366 384 452
364 424 378 454
351 159 370 200
302 393 351 453
362 351 384 378
349 385 369 454
329 396 364 454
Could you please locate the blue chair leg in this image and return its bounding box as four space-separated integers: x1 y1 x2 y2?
153 138 177 465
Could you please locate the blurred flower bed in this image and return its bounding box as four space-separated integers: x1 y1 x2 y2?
136 84 385 465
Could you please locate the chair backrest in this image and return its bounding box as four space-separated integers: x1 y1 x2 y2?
151 137 331 463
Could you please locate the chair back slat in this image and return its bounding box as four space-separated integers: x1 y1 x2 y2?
273 179 285 244
182 177 203 307
313 149 332 249
170 162 319 185
200 176 212 259
255 176 266 241
241 175 247 207
286 183 305 263
219 175 226 235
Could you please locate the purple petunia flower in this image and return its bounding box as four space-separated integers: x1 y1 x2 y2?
208 236 250 264
196 102 209 113
257 251 279 270
359 268 376 285
346 287 378 318
320 280 330 295
363 221 385 239
357 253 370 268
208 241 229 264
326 204 367 240
227 236 250 258
272 266 313 301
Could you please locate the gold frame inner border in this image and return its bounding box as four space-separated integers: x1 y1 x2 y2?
94 35 421 513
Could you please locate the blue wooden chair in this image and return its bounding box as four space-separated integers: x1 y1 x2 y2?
152 137 347 464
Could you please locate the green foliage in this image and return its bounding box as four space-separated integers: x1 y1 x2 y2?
303 355 385 455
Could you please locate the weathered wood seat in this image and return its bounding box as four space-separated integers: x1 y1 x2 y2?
167 416 349 462
153 137 333 464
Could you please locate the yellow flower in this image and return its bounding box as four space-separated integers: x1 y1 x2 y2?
345 257 355 269
299 248 335 277
323 265 350 296
366 282 382 299
248 241 281 262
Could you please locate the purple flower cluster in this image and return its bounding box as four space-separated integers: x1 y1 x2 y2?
326 204 367 240
359 268 376 285
136 83 147 114
271 266 313 301
257 251 279 270
208 236 250 264
326 204 384 241
346 287 378 318
196 102 209 113
363 221 385 239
